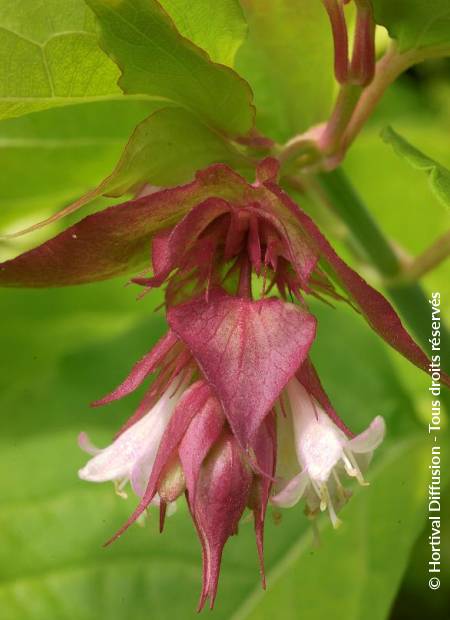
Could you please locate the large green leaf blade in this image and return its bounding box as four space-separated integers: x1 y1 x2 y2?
0 0 253 125
85 0 255 137
0 0 124 121
235 0 335 142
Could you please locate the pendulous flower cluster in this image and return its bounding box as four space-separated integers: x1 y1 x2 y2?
1 158 448 610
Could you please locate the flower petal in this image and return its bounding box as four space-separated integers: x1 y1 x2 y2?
79 381 182 484
128 379 193 497
78 432 101 456
104 380 211 544
271 470 310 508
130 453 157 498
168 289 317 447
288 379 344 483
348 415 386 454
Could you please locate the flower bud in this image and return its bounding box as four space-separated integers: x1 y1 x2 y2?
157 455 186 503
191 431 253 611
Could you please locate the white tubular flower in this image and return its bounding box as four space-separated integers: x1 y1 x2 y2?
78 380 186 500
272 378 385 527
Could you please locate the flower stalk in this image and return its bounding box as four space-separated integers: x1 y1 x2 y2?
395 231 450 284
322 0 349 84
281 0 375 168
280 31 449 172
318 84 362 156
349 0 376 86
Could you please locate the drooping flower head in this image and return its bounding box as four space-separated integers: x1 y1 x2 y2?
78 331 280 610
1 159 448 609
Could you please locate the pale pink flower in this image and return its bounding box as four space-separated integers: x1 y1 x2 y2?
272 378 385 527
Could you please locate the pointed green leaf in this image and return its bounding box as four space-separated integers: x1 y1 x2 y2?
381 125 450 209
85 0 255 136
95 106 251 195
371 0 450 53
235 0 335 141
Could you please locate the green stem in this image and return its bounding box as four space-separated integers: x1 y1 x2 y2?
316 168 450 379
319 84 362 154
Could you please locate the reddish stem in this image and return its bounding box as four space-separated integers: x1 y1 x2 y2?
350 0 376 85
322 0 349 84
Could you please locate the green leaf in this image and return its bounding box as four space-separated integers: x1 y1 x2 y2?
235 0 335 142
86 0 255 137
343 121 450 271
86 106 252 198
233 435 436 620
0 0 252 125
371 0 450 52
0 0 126 121
159 0 247 66
381 125 450 209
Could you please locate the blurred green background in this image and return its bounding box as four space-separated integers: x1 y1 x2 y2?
0 44 449 620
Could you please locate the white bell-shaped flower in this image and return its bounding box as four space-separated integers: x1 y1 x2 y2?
272 378 385 527
78 380 186 500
